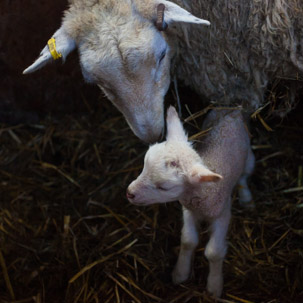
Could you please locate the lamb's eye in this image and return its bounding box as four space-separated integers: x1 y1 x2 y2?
157 185 167 191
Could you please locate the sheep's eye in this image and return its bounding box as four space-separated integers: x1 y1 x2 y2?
157 185 167 191
158 50 166 64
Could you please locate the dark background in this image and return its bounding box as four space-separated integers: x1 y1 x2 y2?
0 0 101 123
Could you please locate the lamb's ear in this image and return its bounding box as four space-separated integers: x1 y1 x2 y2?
23 27 76 74
189 164 223 184
166 106 187 142
156 1 210 27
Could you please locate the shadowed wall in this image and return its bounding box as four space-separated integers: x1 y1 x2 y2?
0 0 101 123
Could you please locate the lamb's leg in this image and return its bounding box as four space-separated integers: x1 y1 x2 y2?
205 200 231 298
172 206 199 284
238 148 255 204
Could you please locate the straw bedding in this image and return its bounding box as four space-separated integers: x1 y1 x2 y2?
0 85 302 303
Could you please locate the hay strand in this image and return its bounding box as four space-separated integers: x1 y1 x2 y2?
69 239 138 284
0 249 15 300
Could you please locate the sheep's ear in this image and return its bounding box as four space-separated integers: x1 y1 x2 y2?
23 27 76 74
156 1 210 26
166 106 187 142
190 164 223 184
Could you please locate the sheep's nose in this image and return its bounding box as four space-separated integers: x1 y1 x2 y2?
126 190 135 200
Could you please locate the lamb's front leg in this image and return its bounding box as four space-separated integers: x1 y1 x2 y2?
205 199 231 298
172 206 199 284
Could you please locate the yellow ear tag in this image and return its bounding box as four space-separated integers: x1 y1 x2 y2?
48 37 62 60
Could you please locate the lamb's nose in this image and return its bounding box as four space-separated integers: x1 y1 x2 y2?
126 190 135 200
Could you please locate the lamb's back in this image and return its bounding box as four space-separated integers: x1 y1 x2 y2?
199 110 249 182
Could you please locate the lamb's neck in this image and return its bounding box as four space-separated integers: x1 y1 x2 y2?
180 180 226 219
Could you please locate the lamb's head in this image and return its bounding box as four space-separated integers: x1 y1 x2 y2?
23 0 209 143
127 106 222 205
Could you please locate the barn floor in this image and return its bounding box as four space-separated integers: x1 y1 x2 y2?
0 90 303 303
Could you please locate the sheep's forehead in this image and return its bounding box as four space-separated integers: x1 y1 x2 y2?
145 144 168 163
144 144 179 181
79 18 167 81
119 28 167 69
144 141 200 178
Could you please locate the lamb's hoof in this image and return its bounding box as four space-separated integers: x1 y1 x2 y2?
172 267 189 285
207 275 223 298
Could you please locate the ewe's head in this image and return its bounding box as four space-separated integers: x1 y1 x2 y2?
23 0 209 143
127 106 222 205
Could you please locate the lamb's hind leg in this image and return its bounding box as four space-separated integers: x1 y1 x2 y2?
172 207 199 284
238 148 255 204
205 199 231 298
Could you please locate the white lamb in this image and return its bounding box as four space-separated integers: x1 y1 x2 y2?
126 106 255 297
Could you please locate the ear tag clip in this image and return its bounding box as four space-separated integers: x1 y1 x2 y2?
48 37 62 60
156 4 168 31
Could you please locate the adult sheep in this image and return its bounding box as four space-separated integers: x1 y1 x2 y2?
23 0 303 142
